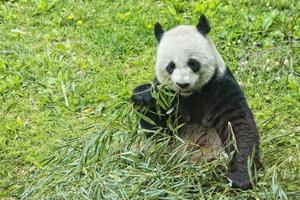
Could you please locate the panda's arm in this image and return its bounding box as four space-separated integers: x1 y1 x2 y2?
131 77 160 106
212 101 261 189
203 72 262 189
224 112 262 190
131 83 168 131
131 84 155 106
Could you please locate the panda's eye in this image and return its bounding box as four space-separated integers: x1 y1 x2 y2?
166 61 176 74
188 59 200 72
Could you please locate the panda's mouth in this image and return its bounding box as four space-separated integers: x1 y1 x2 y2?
171 82 194 96
173 85 193 96
180 90 193 96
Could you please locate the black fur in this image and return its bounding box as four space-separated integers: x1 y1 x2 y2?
188 58 201 72
154 22 164 42
132 84 155 106
132 83 168 132
166 61 176 74
197 14 211 35
131 68 262 190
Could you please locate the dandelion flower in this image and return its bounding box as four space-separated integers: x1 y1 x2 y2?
67 15 74 20
77 20 83 25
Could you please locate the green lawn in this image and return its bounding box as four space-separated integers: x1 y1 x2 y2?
0 0 299 199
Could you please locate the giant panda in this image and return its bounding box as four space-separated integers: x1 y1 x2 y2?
131 15 262 190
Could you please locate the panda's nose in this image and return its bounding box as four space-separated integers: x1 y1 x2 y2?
176 82 190 89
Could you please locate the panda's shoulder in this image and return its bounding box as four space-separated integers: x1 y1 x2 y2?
216 67 242 91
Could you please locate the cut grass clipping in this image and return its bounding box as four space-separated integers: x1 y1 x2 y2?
21 87 290 199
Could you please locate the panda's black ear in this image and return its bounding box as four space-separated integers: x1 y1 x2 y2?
196 14 211 35
154 22 164 42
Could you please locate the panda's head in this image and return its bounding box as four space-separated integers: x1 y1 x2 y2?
154 15 226 96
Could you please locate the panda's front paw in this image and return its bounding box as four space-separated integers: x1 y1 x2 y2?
227 171 252 190
131 84 155 106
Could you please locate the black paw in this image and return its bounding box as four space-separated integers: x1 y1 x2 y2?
131 84 155 106
227 171 252 190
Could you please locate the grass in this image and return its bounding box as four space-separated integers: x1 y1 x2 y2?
0 0 299 199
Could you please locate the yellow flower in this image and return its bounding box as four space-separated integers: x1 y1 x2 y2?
67 15 74 20
76 20 83 25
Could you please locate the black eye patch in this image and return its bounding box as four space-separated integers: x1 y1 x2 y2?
166 61 176 74
188 58 201 72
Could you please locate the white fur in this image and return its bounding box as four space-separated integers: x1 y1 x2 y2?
155 25 226 95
